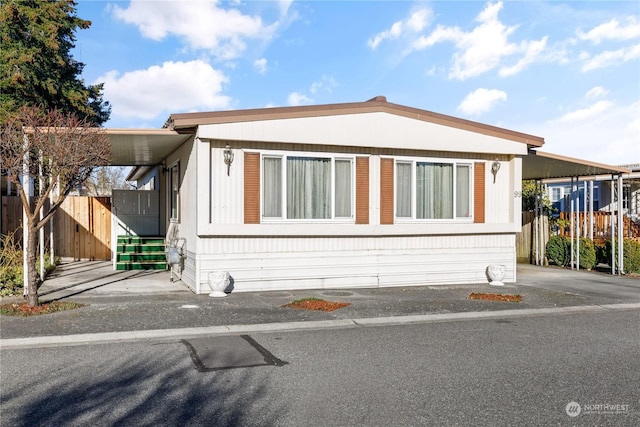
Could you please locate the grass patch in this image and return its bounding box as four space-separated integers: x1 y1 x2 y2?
283 297 350 312
0 301 85 316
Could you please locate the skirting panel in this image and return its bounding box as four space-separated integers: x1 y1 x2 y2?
191 234 516 294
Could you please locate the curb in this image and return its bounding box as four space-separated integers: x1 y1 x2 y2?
2 303 640 350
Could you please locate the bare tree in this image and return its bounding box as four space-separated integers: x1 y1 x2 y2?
85 166 131 196
0 106 111 306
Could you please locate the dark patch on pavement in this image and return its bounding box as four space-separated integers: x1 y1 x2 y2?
321 291 354 297
182 335 288 372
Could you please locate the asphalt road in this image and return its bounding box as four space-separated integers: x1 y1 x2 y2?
2 309 639 426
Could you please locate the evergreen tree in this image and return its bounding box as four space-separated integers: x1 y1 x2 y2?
0 0 110 125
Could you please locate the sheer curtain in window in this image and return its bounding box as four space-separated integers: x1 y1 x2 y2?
396 162 412 217
416 162 453 219
456 165 470 218
335 159 352 217
263 157 282 217
287 157 331 219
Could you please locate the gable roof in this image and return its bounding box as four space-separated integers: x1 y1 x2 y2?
168 96 545 148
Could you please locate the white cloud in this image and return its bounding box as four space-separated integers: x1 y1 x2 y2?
288 92 313 106
98 60 231 123
278 0 294 17
577 16 640 45
580 43 640 71
537 101 640 165
585 86 608 99
254 58 268 74
556 100 613 123
412 1 545 80
310 75 337 94
457 88 507 116
499 37 547 77
111 0 277 60
368 8 432 49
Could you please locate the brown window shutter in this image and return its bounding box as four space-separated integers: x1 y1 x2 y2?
356 157 369 224
474 162 485 223
380 158 394 225
244 152 260 224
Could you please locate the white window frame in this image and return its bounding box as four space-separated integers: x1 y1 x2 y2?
394 157 474 222
261 151 355 223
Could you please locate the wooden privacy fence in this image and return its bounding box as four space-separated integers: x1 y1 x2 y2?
1 196 112 261
517 211 548 264
556 211 640 241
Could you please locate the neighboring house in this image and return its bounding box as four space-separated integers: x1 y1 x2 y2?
546 164 640 219
120 97 546 293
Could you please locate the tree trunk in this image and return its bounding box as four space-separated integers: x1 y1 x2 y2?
26 221 40 307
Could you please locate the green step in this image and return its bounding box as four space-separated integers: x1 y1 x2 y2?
116 235 168 270
116 262 167 271
117 253 167 262
117 236 165 245
117 244 166 253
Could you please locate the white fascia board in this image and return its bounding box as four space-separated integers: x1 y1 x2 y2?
197 112 528 155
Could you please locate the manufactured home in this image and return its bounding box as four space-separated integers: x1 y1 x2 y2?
113 96 547 293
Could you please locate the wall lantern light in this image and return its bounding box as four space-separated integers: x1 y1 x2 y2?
491 159 501 183
223 144 234 176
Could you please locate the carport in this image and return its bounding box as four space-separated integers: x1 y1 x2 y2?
522 149 631 274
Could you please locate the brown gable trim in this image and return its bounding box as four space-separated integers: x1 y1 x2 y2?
474 162 485 224
356 157 370 224
170 98 544 147
380 158 394 225
244 152 260 224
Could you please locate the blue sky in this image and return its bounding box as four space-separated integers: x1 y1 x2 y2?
73 0 640 165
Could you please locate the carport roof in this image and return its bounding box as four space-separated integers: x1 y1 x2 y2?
522 150 630 180
106 129 191 166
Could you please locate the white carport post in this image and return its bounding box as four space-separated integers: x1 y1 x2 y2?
22 134 31 296
534 180 539 266
570 177 575 270
610 176 616 275
575 177 580 270
38 151 44 280
617 175 624 275
589 180 594 240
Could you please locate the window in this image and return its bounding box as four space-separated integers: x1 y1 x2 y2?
395 159 472 220
169 162 179 220
262 154 353 220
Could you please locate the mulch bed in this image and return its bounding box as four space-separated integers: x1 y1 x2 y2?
283 298 350 312
468 292 522 303
0 301 85 316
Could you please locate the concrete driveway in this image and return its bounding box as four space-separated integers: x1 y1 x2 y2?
517 264 640 301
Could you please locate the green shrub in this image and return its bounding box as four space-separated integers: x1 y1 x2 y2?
576 237 596 270
623 239 640 274
546 235 571 266
0 232 24 296
0 231 59 296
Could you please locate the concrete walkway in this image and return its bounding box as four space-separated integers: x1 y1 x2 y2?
1 261 639 348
